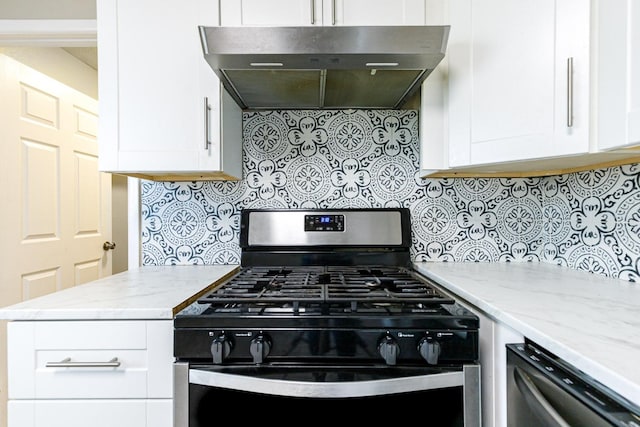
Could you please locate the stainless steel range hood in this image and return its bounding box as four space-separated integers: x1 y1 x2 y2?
198 25 449 110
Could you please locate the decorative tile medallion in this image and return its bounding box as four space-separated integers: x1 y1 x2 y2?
140 109 640 283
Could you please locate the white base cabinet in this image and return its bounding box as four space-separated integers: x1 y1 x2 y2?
7 320 173 427
444 298 523 427
9 400 171 427
481 315 524 427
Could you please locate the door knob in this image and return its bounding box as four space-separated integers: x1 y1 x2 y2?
103 241 116 251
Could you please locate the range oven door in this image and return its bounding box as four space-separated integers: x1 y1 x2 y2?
174 363 481 427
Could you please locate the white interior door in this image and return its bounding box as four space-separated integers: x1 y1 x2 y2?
0 52 112 427
0 53 112 302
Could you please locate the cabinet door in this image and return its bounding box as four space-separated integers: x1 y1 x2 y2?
445 0 589 167
8 400 172 427
220 0 322 26
219 0 427 26
98 0 237 176
596 0 640 151
328 0 426 25
8 320 173 400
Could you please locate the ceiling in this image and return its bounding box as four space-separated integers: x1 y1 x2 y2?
63 46 97 70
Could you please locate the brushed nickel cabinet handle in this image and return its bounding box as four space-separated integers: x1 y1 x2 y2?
310 0 315 24
332 0 336 25
46 357 121 368
567 57 573 128
204 97 211 149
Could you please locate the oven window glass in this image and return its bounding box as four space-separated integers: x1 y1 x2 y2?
189 383 463 426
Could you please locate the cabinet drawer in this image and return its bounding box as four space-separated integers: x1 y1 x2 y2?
8 399 172 427
8 320 173 399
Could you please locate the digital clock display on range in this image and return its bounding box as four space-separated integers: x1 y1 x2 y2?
304 214 344 231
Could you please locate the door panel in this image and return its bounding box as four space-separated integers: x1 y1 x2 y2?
447 0 589 167
332 0 426 25
220 0 318 26
1 54 112 298
0 51 112 427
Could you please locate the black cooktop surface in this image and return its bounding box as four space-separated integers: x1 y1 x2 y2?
174 265 480 361
197 266 454 309
174 266 484 329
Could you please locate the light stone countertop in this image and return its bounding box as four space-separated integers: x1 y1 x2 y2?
412 261 640 407
0 265 240 320
2 261 638 406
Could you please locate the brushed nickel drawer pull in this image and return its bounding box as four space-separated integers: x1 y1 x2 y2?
46 357 121 368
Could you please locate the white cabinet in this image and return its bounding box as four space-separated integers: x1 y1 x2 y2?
483 317 524 427
220 0 322 26
452 300 523 427
7 320 173 427
328 0 427 25
422 0 590 172
595 0 640 151
9 401 171 427
97 0 242 181
421 0 640 176
220 0 428 26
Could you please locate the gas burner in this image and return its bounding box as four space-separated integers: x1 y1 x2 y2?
175 209 478 368
196 265 454 312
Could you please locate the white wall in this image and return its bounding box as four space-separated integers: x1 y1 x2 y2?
0 46 98 98
112 174 129 274
0 0 95 19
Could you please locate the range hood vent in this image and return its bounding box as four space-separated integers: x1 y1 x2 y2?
199 25 449 110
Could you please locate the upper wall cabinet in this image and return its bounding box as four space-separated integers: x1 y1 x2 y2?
595 1 640 152
97 0 242 181
220 0 428 26
422 0 589 171
220 0 322 26
327 0 427 25
421 0 640 177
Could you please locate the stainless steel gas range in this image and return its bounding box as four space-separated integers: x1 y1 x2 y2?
173 208 480 427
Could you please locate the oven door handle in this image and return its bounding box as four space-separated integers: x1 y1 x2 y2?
189 366 474 398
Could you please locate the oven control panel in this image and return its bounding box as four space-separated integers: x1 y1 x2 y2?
304 214 344 232
175 328 478 366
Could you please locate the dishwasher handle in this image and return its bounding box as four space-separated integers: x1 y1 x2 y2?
513 365 571 427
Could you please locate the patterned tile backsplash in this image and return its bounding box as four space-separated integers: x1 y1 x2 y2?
141 109 640 282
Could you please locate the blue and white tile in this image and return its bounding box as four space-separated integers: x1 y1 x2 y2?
137 108 640 279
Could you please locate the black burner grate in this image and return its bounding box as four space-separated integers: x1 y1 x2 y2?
197 266 454 311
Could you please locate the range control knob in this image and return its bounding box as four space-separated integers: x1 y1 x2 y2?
210 332 233 364
378 334 400 365
249 333 272 364
418 337 441 365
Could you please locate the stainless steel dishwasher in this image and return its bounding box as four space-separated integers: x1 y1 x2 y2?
506 342 640 426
